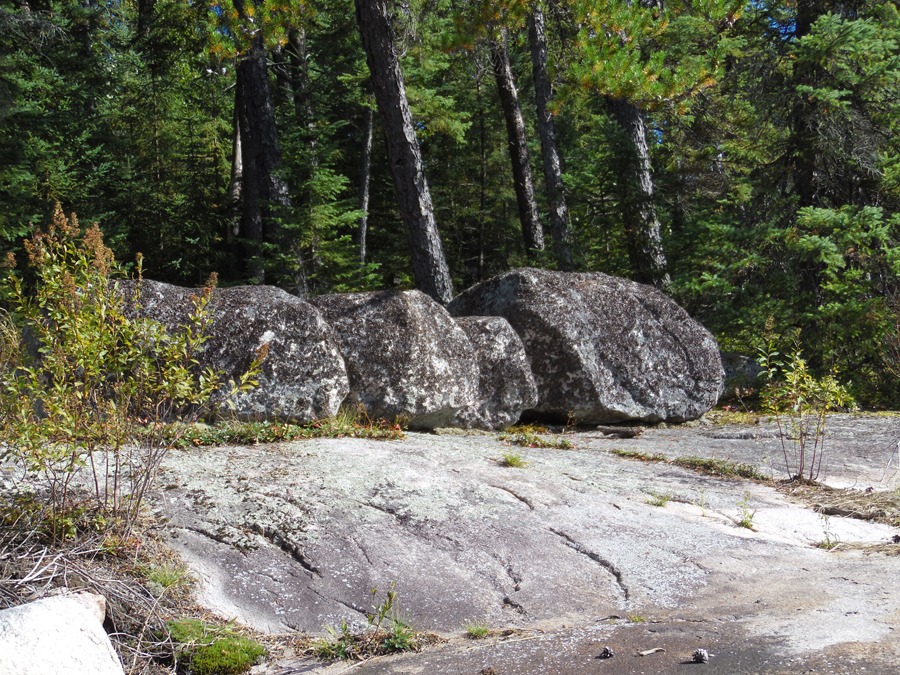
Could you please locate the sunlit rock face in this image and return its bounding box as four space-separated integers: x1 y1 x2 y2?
449 315 538 430
120 280 349 422
449 268 724 424
312 290 479 430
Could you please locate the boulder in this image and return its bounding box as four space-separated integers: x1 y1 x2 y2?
448 268 724 424
450 316 538 430
311 290 479 430
120 280 349 422
0 594 125 675
721 351 765 395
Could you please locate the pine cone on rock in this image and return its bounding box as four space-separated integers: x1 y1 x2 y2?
692 648 710 663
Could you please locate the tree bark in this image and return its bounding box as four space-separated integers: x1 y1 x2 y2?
271 45 295 111
607 97 669 288
235 35 299 287
528 7 572 270
477 78 487 283
226 93 243 243
136 0 154 38
354 0 454 304
287 27 318 166
490 29 545 256
356 89 375 265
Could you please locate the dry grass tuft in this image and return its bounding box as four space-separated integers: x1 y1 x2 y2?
778 482 900 528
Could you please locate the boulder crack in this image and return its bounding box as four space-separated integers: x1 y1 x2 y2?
182 525 233 547
502 595 527 614
504 563 522 591
309 587 367 617
549 527 629 601
248 523 321 576
490 485 535 510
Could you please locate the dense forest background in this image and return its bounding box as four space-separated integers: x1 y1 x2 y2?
3 0 900 402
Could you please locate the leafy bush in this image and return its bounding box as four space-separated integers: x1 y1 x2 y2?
0 205 258 537
759 328 853 481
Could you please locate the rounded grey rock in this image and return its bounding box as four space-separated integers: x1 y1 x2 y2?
312 290 479 430
449 268 724 424
119 280 349 422
450 316 538 430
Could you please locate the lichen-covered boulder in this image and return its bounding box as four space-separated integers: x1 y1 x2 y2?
311 290 479 430
120 280 349 422
0 594 125 675
450 316 538 430
720 351 765 396
448 268 724 424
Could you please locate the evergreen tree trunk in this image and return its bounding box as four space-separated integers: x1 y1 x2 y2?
607 97 669 288
528 7 572 270
271 46 295 111
357 90 375 265
477 78 487 283
136 0 154 38
235 35 299 287
288 27 318 167
287 25 323 290
226 96 242 244
354 0 454 304
490 30 545 257
790 0 820 209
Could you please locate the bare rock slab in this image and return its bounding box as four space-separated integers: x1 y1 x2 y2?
311 290 479 430
0 594 124 675
120 280 349 422
448 268 724 423
450 316 538 429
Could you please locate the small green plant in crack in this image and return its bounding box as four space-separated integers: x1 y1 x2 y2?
313 583 428 660
737 491 757 529
673 456 769 481
628 613 645 623
464 619 490 639
816 513 840 550
611 448 667 462
314 621 356 660
165 407 405 448
166 618 266 675
500 450 526 468
695 489 708 516
646 491 672 507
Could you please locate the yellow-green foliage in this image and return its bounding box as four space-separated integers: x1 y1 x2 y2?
0 206 258 535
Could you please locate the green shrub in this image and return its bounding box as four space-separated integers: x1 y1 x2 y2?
759 328 853 481
0 206 259 537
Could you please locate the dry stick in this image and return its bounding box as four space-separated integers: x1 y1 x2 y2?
771 389 792 479
129 584 171 674
814 407 827 481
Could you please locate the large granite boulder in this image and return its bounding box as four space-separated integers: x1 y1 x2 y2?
720 351 765 397
448 268 724 424
451 316 538 430
120 280 349 422
311 290 479 430
0 593 125 675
